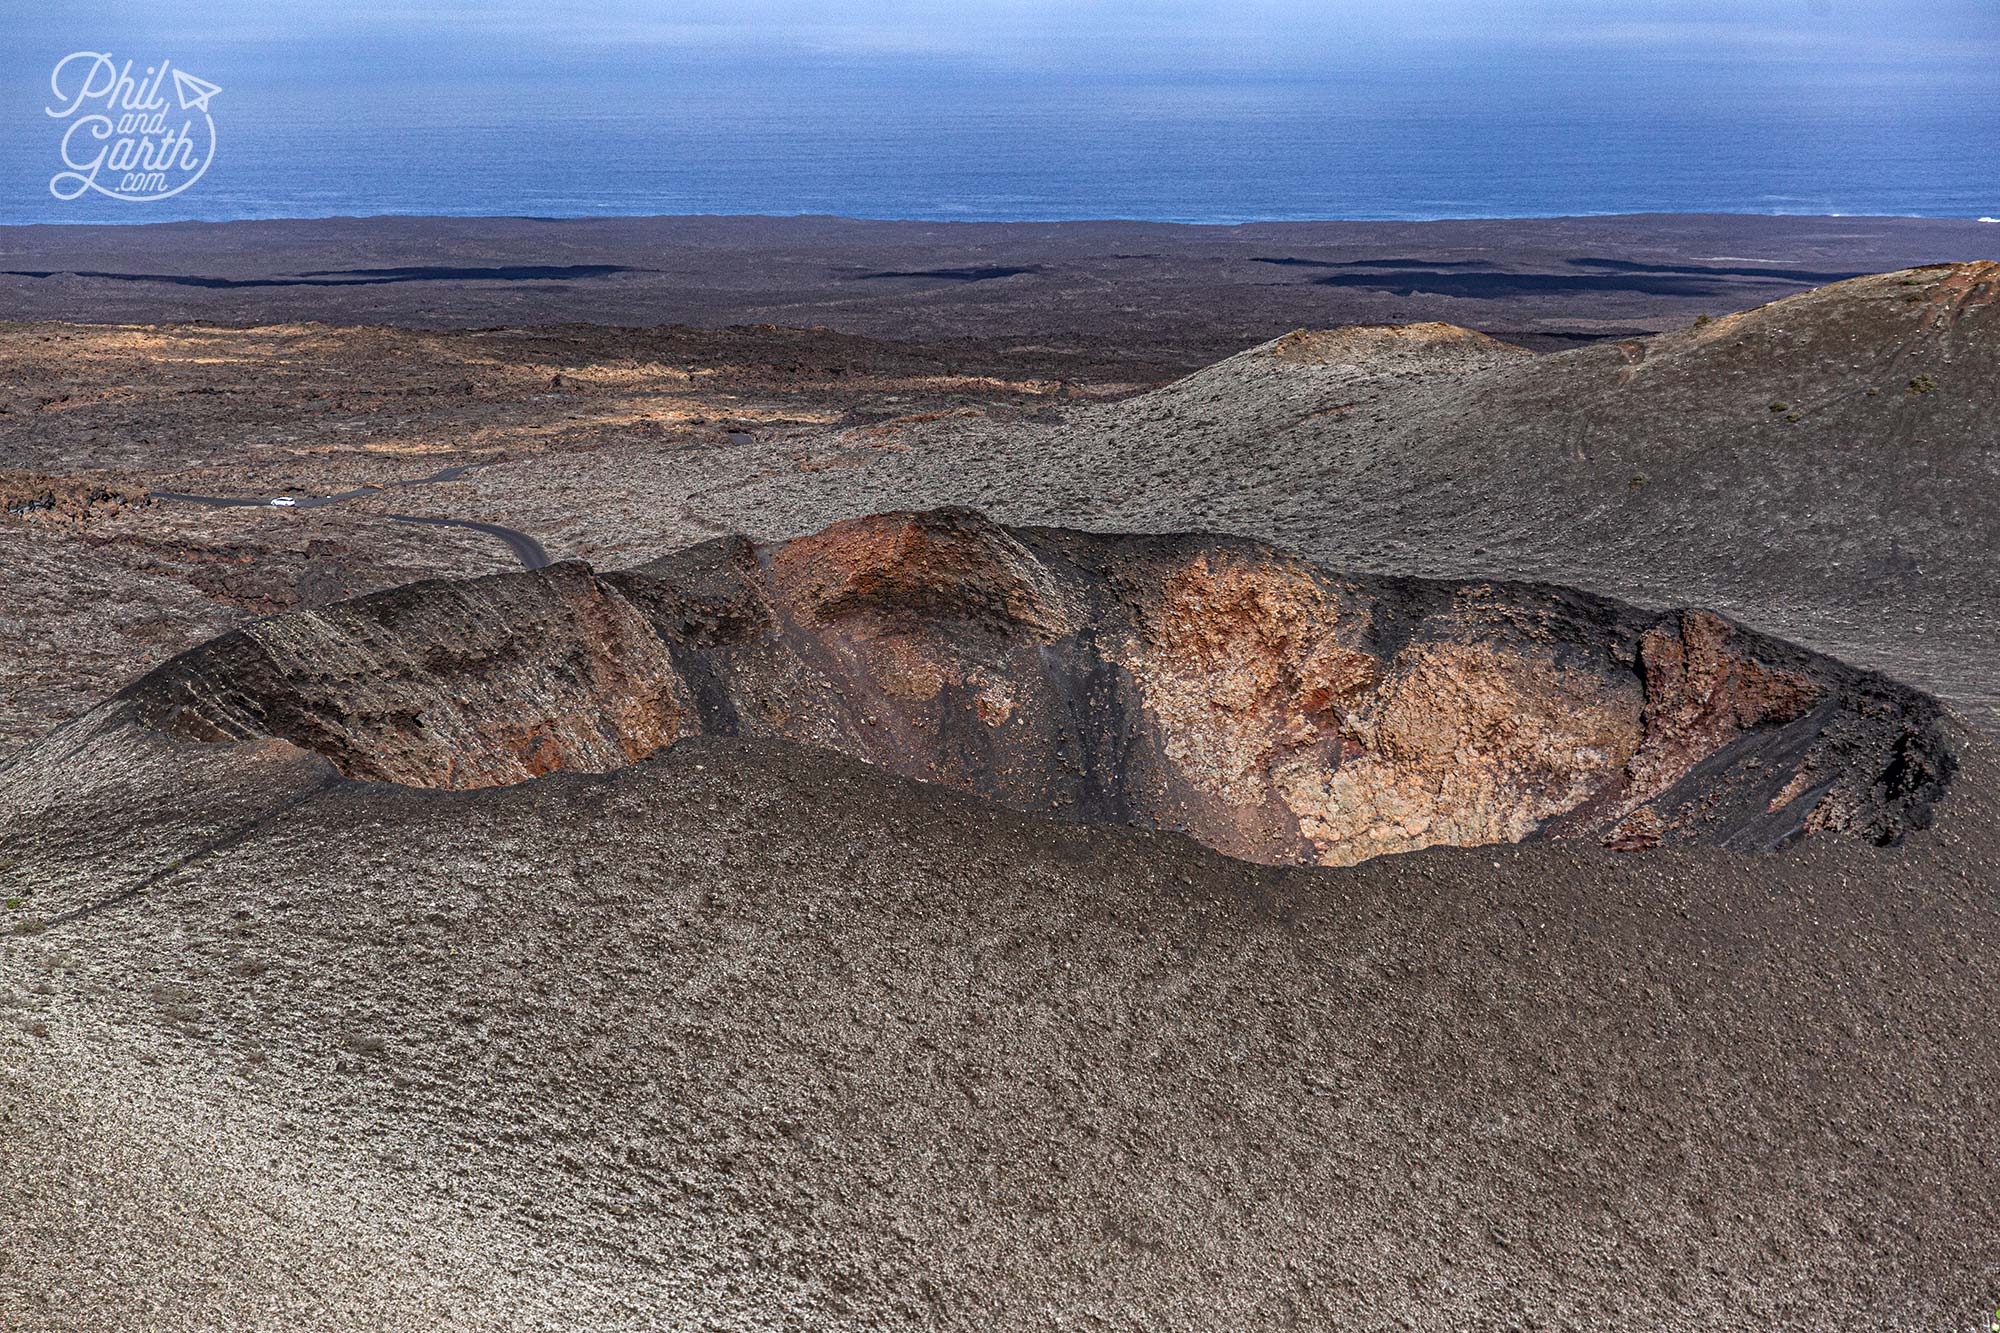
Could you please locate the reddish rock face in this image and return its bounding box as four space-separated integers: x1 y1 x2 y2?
131 510 1953 865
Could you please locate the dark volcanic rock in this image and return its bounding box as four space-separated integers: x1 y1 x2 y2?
0 470 148 525
121 510 1953 866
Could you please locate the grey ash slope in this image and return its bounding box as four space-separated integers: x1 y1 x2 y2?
647 264 2000 733
4 728 1999 1332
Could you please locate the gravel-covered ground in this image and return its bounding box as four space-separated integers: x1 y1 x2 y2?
4 729 1997 1331
2 245 1997 1330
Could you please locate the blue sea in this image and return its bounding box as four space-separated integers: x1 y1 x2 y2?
3 49 1996 225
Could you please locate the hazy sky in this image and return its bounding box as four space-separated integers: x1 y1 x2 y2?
11 0 2000 77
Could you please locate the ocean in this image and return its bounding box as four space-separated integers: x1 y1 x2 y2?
4 50 1996 226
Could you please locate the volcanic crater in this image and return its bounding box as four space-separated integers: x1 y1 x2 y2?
127 509 1953 867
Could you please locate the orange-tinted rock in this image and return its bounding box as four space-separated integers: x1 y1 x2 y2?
770 509 1081 637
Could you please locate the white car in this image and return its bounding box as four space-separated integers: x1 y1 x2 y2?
269 496 299 507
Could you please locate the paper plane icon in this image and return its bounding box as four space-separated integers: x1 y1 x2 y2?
172 69 221 112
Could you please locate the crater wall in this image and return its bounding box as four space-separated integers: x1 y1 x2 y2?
127 510 1954 865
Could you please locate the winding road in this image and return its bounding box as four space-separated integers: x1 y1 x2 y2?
150 462 552 570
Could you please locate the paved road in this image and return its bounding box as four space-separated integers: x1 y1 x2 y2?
386 514 550 569
149 462 551 571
